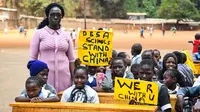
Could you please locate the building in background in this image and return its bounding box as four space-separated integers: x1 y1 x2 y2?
127 13 147 20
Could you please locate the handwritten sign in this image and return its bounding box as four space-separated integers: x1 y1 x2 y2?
78 30 113 66
114 77 158 105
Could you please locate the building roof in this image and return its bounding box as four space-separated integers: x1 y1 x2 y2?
127 13 147 16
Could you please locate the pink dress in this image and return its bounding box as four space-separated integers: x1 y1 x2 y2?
30 26 75 92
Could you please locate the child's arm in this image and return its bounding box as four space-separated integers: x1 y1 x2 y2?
177 86 200 98
41 96 60 102
15 96 31 102
188 41 194 45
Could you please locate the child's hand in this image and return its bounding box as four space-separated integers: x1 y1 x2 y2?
30 97 43 103
129 98 141 105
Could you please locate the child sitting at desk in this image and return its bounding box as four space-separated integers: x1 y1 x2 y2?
15 76 59 102
61 66 99 103
20 60 57 95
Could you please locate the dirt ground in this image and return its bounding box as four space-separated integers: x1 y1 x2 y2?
0 29 197 112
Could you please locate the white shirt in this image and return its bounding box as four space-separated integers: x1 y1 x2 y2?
61 85 99 103
193 77 200 87
72 32 77 40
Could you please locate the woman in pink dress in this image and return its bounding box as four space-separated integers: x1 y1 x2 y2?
30 3 75 92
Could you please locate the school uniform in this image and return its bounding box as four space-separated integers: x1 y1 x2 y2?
193 53 200 61
20 87 56 98
156 82 172 111
168 84 180 94
61 85 99 103
131 54 142 65
86 74 97 87
178 64 194 87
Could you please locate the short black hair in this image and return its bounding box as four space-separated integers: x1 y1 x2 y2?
181 53 187 63
74 66 88 77
164 69 186 87
173 51 182 64
140 59 155 73
111 57 126 68
131 43 142 55
131 64 140 72
117 52 128 59
153 49 160 55
141 50 153 60
112 50 118 58
195 33 200 40
26 76 44 88
98 28 103 30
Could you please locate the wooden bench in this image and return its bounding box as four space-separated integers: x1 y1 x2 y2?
58 92 177 112
10 102 158 112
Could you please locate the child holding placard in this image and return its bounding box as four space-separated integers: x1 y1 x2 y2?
102 57 134 92
130 59 172 112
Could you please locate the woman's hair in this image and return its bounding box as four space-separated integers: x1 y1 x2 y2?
162 53 178 72
37 3 65 29
25 76 44 87
74 66 88 77
164 69 186 87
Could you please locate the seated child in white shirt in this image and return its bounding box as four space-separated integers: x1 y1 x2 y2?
15 76 59 102
61 66 99 103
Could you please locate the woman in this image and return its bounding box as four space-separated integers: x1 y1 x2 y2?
30 3 75 92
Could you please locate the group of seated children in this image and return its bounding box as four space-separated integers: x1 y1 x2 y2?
15 60 99 103
15 41 200 112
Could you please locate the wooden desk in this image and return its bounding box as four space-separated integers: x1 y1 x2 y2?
58 92 176 112
10 102 158 112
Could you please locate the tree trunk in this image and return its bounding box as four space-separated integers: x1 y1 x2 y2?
176 19 181 30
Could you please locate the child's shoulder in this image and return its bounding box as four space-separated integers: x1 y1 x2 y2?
85 85 97 94
63 85 75 93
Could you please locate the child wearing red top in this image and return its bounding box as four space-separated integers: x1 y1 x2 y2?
189 33 200 54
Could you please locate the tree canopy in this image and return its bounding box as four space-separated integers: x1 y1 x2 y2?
1 0 199 21
158 0 200 23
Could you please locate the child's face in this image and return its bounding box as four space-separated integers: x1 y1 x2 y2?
111 60 126 78
37 69 49 83
74 69 88 89
88 66 97 76
163 73 176 89
96 66 106 73
26 82 41 98
139 64 154 81
153 51 161 61
131 70 139 79
165 57 176 69
125 55 131 66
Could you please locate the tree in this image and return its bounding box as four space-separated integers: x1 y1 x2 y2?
124 0 138 12
18 0 51 16
158 0 200 25
63 0 79 17
142 0 157 17
91 0 127 19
